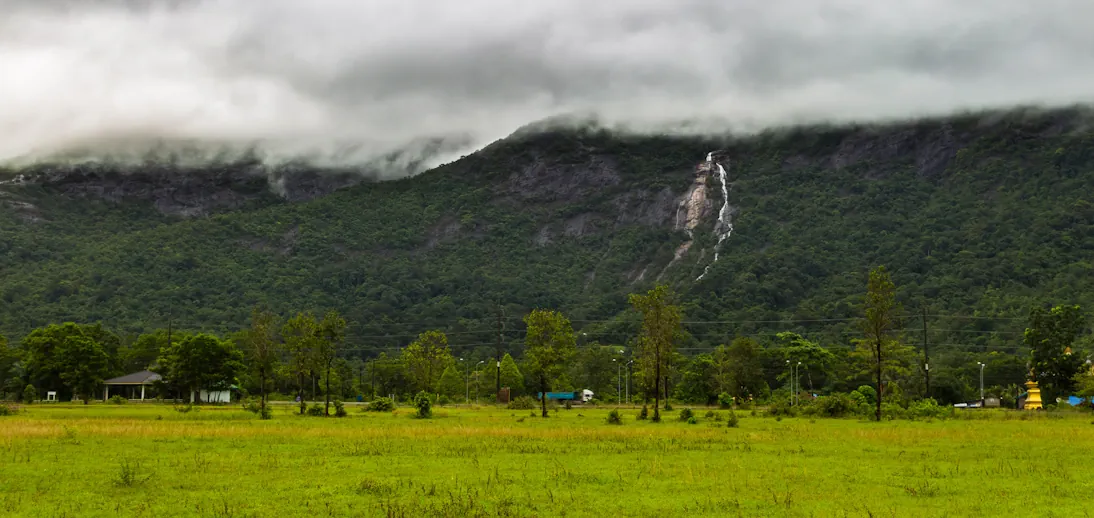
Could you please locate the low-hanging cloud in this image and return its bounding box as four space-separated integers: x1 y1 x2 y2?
3 0 1094 174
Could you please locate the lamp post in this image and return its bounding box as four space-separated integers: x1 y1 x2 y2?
613 359 621 404
469 360 484 404
977 362 985 404
626 360 634 406
786 359 793 405
796 361 802 405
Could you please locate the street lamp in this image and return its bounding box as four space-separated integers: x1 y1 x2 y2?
613 358 621 404
786 360 793 405
977 362 985 404
626 360 634 405
796 361 802 406
468 360 484 404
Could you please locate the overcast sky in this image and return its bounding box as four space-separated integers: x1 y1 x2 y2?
3 0 1093 169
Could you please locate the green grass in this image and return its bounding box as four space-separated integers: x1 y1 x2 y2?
1 403 1092 517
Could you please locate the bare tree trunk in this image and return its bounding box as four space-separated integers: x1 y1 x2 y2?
325 362 332 416
540 375 548 418
653 353 661 422
875 340 882 422
298 373 306 415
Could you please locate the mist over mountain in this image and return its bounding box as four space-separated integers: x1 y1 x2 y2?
3 0 1094 172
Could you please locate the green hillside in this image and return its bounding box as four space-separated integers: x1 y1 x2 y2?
3 107 1094 357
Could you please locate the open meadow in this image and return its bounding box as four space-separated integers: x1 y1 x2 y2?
1 403 1093 517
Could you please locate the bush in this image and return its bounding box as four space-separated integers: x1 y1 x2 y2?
414 391 432 419
307 404 324 416
22 384 35 404
766 400 798 418
704 410 715 418
366 397 395 412
726 410 739 428
242 397 262 414
853 385 877 405
174 403 196 413
637 405 648 420
677 407 695 422
564 400 572 410
881 402 907 420
0 403 18 416
810 393 858 418
507 396 537 410
907 398 947 420
334 400 347 418
718 392 734 409
436 394 450 406
663 402 674 411
686 416 698 425
607 409 623 425
108 395 127 405
259 405 273 420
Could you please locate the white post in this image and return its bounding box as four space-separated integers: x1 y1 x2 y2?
141 385 146 401
104 385 109 402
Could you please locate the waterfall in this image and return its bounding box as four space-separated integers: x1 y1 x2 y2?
696 156 732 281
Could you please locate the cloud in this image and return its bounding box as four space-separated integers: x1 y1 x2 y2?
2 0 1093 172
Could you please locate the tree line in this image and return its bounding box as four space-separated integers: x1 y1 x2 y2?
2 267 1093 418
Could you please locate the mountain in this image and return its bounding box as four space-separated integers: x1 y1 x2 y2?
3 106 1094 356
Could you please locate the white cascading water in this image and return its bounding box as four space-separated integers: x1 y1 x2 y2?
696 153 732 281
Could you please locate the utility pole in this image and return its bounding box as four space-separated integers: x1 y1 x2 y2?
922 307 930 398
496 306 504 398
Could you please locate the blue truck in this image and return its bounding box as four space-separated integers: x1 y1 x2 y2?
535 390 594 403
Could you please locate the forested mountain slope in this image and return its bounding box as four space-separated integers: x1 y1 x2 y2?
3 106 1094 356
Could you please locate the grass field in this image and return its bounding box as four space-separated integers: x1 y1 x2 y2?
1 403 1092 517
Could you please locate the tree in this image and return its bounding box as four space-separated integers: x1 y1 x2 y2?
722 337 767 399
775 332 836 392
158 334 244 403
402 330 452 394
23 323 99 398
239 307 281 415
437 365 463 399
571 344 620 401
283 312 320 414
629 285 682 422
121 329 181 373
498 353 525 396
675 353 717 404
58 335 110 404
523 309 577 417
317 311 347 416
861 266 901 422
0 334 20 398
1025 304 1086 403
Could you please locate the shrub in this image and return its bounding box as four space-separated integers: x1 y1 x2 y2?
259 405 273 420
810 393 858 418
22 384 35 404
333 400 347 418
704 410 715 418
507 396 537 410
737 400 753 411
852 385 877 405
607 409 623 425
0 403 18 416
637 405 649 420
686 416 698 425
663 402 674 411
718 392 734 409
242 397 262 414
677 407 695 422
881 402 907 420
766 399 798 418
366 397 395 412
413 391 432 419
712 412 725 422
174 403 195 413
907 398 947 420
109 395 127 405
307 404 324 416
564 400 572 410
436 394 450 406
726 410 739 428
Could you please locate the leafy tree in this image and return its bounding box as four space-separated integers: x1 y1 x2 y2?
630 285 682 421
498 353 525 396
158 334 244 403
1025 304 1086 403
0 334 20 398
283 312 320 414
316 310 347 416
675 353 716 404
775 332 836 392
22 323 96 397
438 365 463 400
402 330 452 394
523 309 576 417
58 335 110 404
239 307 281 415
570 344 619 401
121 329 183 373
722 337 767 400
861 266 901 422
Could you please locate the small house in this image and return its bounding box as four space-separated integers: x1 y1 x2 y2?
103 370 162 401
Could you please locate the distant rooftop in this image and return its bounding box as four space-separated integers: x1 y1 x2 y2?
104 370 161 385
